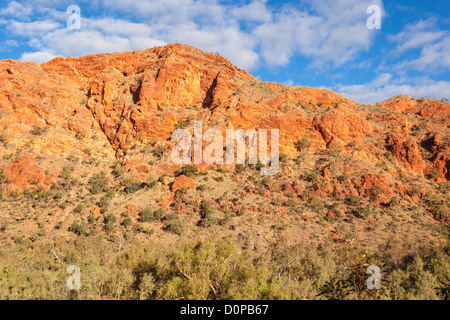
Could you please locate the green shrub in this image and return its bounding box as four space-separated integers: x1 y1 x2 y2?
347 195 361 206
154 208 165 220
219 214 231 226
112 164 124 177
14 236 24 244
31 125 47 135
146 177 157 188
305 171 319 182
234 164 246 174
124 181 144 194
103 214 117 232
279 153 288 162
122 217 132 227
176 165 198 177
203 215 218 227
0 168 6 183
68 221 87 236
59 201 69 210
436 275 450 300
152 145 166 159
99 192 113 211
164 212 179 221
294 138 310 151
0 131 8 144
200 201 218 227
201 201 214 215
88 171 109 194
60 165 73 179
75 131 84 140
73 204 84 213
139 207 154 222
87 214 95 224
83 148 92 155
163 219 185 235
390 197 399 207
176 117 193 129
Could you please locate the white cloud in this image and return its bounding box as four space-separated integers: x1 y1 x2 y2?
6 19 61 36
21 51 56 63
388 19 444 52
2 39 18 47
2 0 384 71
87 18 154 37
38 29 166 57
253 0 383 67
0 1 33 19
174 26 260 69
407 36 450 72
337 73 450 104
100 0 227 26
387 18 450 73
232 0 272 23
282 79 294 86
96 0 259 68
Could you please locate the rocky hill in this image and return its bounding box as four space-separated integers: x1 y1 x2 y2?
0 42 449 254
0 43 449 300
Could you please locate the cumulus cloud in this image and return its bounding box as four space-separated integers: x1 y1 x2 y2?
23 28 167 62
406 36 450 72
6 19 61 37
1 0 260 68
388 19 445 52
336 73 450 104
21 51 56 63
0 1 33 19
2 39 18 47
232 0 272 23
1 0 385 70
387 18 450 73
253 0 383 68
344 15 450 103
96 0 260 68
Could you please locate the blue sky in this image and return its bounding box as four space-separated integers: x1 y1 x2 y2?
0 0 449 104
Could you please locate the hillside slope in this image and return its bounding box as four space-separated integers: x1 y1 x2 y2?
0 45 449 299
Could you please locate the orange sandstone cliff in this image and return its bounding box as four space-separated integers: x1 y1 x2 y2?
0 44 449 246
1 44 448 188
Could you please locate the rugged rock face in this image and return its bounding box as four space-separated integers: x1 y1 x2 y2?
0 43 449 193
171 175 195 193
386 135 425 174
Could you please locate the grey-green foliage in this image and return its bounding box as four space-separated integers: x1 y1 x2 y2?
0 235 449 300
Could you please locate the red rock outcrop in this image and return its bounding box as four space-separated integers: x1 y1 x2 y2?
171 175 195 193
0 43 449 193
